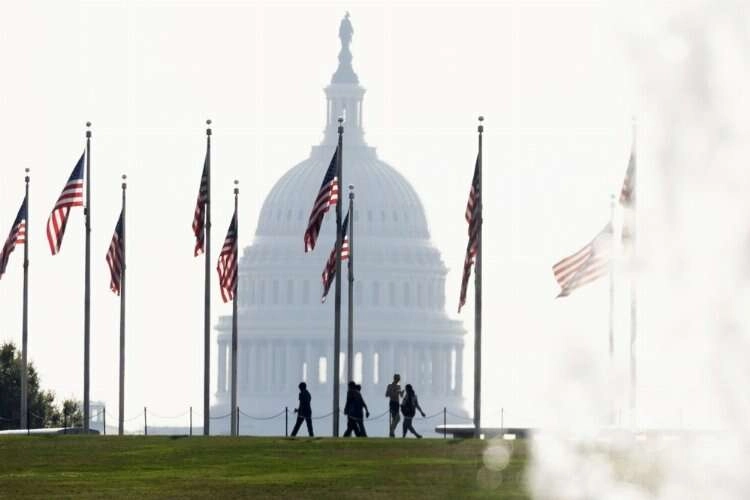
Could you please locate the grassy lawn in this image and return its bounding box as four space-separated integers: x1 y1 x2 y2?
0 435 530 499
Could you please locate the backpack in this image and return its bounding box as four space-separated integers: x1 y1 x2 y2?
400 394 415 417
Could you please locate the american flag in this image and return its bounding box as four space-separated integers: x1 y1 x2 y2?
321 211 350 302
106 211 124 295
216 211 237 303
552 223 613 298
458 155 481 312
620 147 636 245
304 146 339 252
465 155 480 224
192 152 209 256
0 197 27 280
46 152 85 255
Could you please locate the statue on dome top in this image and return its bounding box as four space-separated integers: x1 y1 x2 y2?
339 12 354 49
332 12 359 84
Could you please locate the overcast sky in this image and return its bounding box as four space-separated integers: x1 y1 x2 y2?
0 0 673 431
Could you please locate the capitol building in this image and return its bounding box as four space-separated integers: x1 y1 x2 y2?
212 14 467 436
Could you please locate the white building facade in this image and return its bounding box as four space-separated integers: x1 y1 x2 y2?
212 14 467 436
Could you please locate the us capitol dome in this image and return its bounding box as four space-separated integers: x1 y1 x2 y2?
212 13 467 435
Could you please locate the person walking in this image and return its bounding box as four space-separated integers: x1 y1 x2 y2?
401 384 426 438
291 382 314 437
385 373 404 438
343 381 361 437
355 384 370 437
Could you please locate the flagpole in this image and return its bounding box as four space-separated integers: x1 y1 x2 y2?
608 193 616 426
609 194 615 363
20 168 30 430
230 180 239 437
118 174 127 436
629 118 638 419
346 185 355 383
474 116 483 439
204 119 212 436
84 121 92 433
333 117 344 437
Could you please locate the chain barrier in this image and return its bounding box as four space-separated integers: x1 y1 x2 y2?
367 410 390 421
88 409 104 420
123 413 142 423
239 409 285 421
1 406 480 434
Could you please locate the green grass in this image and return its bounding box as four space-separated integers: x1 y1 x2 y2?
0 436 530 499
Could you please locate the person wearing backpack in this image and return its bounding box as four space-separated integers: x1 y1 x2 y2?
400 384 426 438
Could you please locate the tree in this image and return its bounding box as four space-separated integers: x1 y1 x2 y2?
0 342 82 430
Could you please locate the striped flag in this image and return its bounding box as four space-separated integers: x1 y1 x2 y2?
216 211 237 303
553 223 613 297
465 155 480 225
0 197 27 280
106 211 124 295
46 152 85 255
304 146 339 252
321 211 350 302
458 155 481 312
620 146 636 245
192 152 209 256
619 148 635 207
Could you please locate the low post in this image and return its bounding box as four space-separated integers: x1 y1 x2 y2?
500 408 504 433
27 409 30 436
144 407 147 436
285 407 288 437
443 407 446 439
189 406 193 437
63 410 67 435
103 407 106 435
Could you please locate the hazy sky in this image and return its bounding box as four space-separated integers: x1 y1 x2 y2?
0 0 649 430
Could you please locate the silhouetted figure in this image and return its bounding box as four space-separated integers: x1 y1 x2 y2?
343 381 361 437
401 384 426 438
355 384 370 437
385 373 404 438
291 382 313 437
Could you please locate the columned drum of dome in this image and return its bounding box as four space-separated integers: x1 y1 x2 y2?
212 14 468 436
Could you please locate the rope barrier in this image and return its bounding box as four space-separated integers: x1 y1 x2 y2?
87 410 104 420
367 410 390 421
2 406 480 435
239 409 286 421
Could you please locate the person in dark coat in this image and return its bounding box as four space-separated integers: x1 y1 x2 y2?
354 384 370 437
343 381 362 437
291 382 313 437
401 384 426 438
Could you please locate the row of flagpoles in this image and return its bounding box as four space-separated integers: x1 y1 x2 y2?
0 116 636 437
